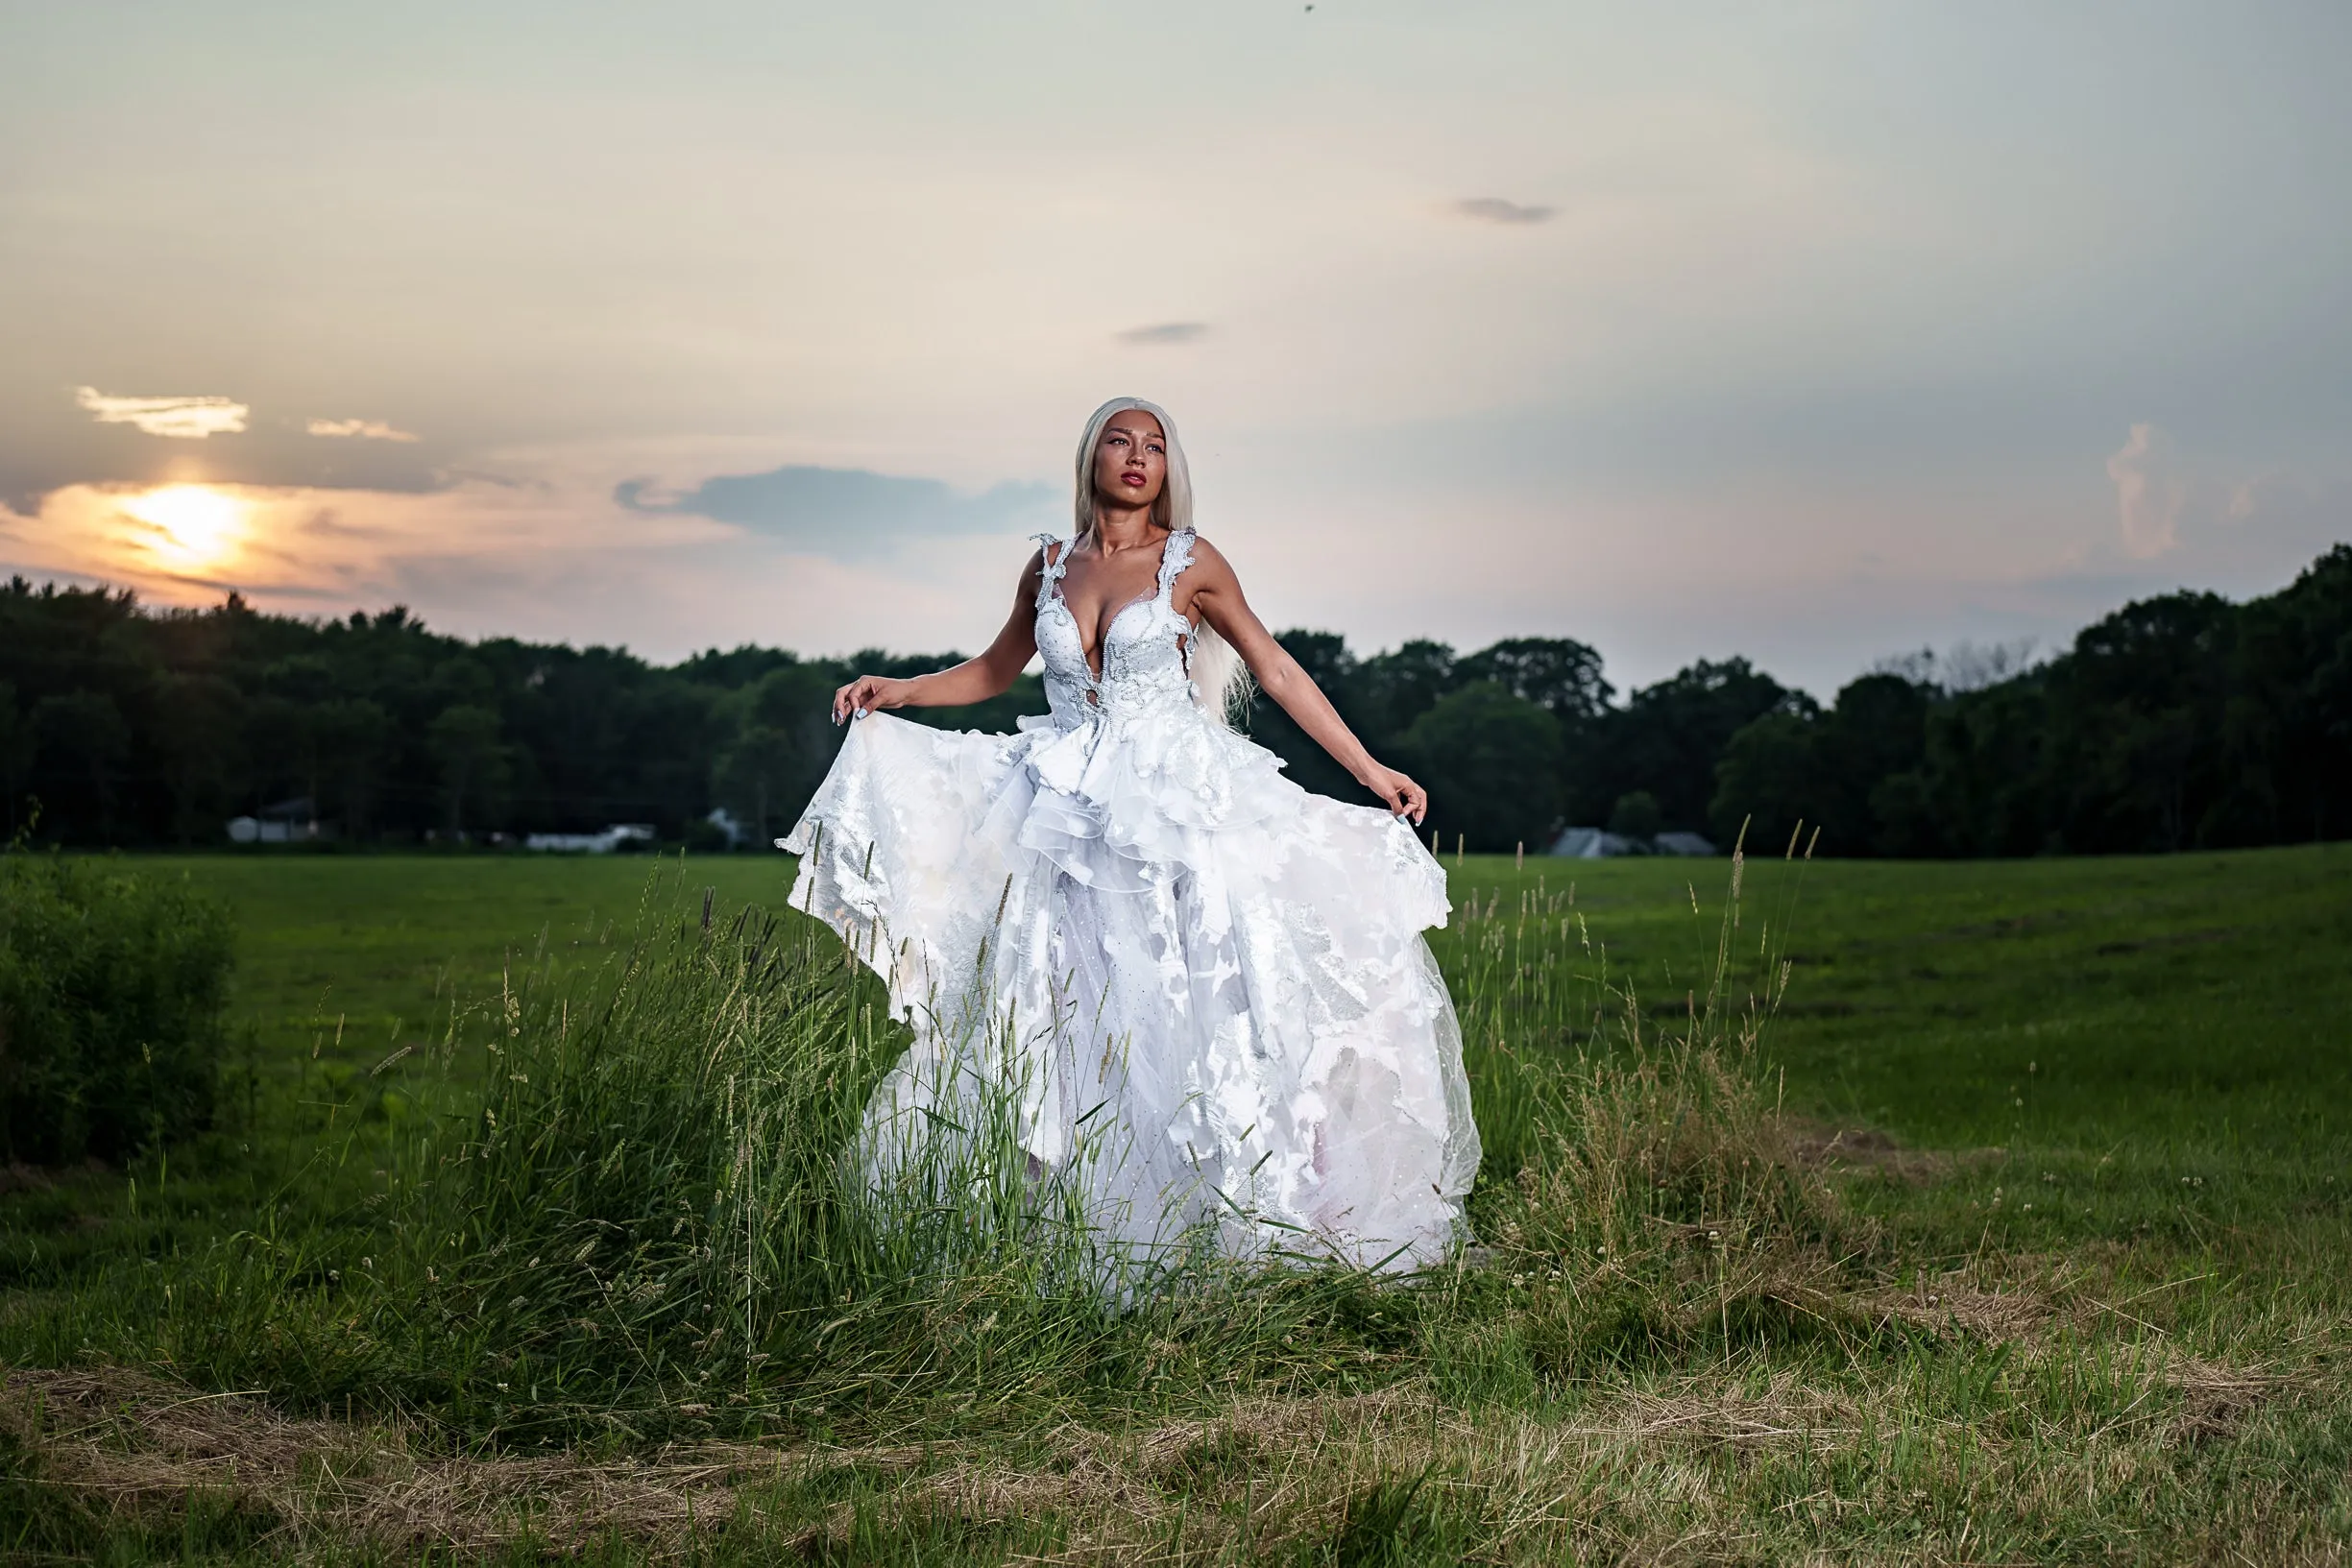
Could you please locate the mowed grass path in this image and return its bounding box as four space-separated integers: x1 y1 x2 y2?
158 842 2351 1170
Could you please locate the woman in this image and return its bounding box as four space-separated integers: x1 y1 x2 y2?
784 397 1479 1278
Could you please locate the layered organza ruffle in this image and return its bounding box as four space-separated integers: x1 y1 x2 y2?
1014 707 1301 892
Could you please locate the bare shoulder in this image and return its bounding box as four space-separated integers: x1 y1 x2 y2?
1182 532 1243 589
1011 543 1048 600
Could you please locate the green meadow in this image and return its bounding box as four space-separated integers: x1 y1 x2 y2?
3 843 2349 1562
138 843 2352 1226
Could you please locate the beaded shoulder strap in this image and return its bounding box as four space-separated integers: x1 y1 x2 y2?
1155 528 1198 602
1032 533 1071 610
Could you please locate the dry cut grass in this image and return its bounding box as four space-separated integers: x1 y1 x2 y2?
5 1317 2333 1567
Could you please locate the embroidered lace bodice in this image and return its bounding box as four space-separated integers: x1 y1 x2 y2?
1031 527 1200 729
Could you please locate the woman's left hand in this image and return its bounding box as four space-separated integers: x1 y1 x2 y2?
1362 764 1428 825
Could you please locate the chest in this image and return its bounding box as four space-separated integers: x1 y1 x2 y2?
1034 530 1200 688
1055 555 1178 646
1036 589 1188 679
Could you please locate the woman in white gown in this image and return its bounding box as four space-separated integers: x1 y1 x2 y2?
783 398 1480 1279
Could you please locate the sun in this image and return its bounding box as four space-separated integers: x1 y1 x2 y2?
120 485 250 570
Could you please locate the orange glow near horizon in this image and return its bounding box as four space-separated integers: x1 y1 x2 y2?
118 484 250 572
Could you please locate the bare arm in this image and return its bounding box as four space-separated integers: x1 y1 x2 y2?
831 552 1043 724
1181 537 1430 825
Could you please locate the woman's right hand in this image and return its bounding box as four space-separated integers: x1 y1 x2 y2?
832 674 910 725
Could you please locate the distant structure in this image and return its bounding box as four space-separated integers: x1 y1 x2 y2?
705 807 746 850
523 824 656 854
226 798 329 844
1548 827 1717 858
1548 827 1636 858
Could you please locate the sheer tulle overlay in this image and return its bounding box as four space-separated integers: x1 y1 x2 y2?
783 530 1481 1274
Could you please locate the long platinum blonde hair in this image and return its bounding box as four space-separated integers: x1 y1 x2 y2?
1071 397 1250 727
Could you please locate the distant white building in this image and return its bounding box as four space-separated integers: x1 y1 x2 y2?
227 797 329 844
523 823 657 854
1548 827 1639 858
1548 827 1718 858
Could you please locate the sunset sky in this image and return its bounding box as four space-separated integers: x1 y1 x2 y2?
5 2 2346 696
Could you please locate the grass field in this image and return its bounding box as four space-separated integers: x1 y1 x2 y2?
3 842 2348 1562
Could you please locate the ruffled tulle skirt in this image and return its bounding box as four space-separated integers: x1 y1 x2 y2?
783 710 1481 1275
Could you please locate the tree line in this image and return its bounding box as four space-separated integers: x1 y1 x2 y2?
2 543 2344 856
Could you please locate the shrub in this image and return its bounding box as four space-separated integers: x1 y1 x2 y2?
0 852 235 1164
1606 788 1662 840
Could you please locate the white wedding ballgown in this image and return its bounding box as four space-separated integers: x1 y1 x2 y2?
783 528 1481 1276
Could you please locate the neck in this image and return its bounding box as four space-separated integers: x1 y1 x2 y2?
1088 495 1164 553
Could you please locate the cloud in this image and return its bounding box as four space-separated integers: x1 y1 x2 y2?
616 464 1056 558
1450 197 1554 226
2105 422 2188 559
1115 322 1210 346
74 386 249 439
307 418 420 443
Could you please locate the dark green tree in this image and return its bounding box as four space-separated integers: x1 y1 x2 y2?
715 724 800 846
1357 639 1458 740
2219 545 2352 842
1707 713 1815 853
151 673 248 843
1397 682 1563 853
313 698 392 838
2045 591 2232 852
0 543 2345 860
1242 631 1371 803
0 684 34 834
709 661 842 843
1709 672 1933 856
1607 789 1662 841
1584 659 1807 832
427 704 511 837
31 692 132 841
1455 637 1612 723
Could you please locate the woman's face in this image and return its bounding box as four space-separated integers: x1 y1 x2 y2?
1091 410 1168 515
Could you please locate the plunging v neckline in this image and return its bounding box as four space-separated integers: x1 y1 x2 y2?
1048 535 1174 683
